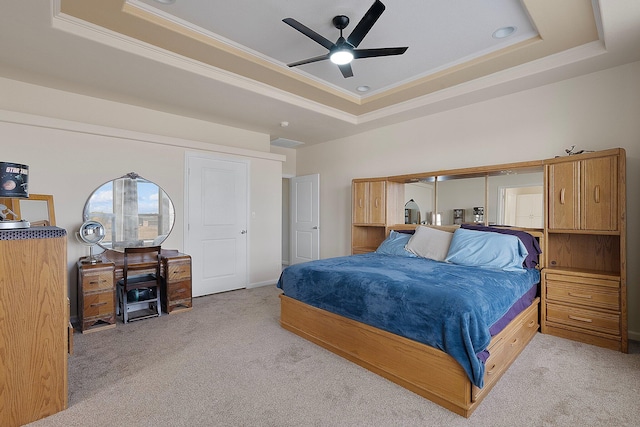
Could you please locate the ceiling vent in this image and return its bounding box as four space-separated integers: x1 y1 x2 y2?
271 138 305 148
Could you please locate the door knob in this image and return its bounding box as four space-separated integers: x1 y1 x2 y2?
240 230 247 234
312 226 319 229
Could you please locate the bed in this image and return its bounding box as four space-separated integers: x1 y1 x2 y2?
277 224 543 417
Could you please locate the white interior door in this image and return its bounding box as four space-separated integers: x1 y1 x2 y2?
186 154 248 297
290 174 319 265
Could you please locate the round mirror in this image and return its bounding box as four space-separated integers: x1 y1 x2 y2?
77 220 106 264
78 220 106 245
83 172 175 250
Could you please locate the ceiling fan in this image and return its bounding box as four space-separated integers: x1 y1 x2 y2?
282 0 408 78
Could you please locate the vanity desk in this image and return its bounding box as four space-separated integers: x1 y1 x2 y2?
77 249 192 333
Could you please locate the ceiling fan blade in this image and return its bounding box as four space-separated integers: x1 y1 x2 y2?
346 0 385 48
287 53 330 67
282 18 335 50
353 47 408 59
338 63 354 78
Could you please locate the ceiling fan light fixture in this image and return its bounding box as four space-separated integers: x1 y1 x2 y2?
330 49 354 65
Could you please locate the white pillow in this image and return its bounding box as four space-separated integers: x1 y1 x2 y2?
405 226 454 261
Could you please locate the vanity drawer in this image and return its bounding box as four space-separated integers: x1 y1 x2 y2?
545 280 619 311
165 259 191 282
166 280 191 301
546 303 620 336
82 269 114 292
83 291 115 318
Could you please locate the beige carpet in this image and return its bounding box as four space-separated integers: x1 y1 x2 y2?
29 285 640 427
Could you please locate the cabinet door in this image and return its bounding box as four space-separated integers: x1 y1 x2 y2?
368 181 386 225
582 156 617 231
548 161 578 229
353 181 368 224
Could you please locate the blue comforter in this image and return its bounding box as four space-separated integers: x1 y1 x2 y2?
277 253 540 388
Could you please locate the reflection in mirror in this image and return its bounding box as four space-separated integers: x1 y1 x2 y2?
404 199 421 224
83 173 175 250
488 171 543 227
404 182 434 224
436 177 485 226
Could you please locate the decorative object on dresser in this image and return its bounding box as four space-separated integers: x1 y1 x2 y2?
0 226 68 426
76 219 106 264
0 161 30 229
542 148 626 352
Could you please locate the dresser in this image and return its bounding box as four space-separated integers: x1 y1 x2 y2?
77 249 192 331
0 227 68 427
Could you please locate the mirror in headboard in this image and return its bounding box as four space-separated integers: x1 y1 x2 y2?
83 172 175 250
396 161 543 228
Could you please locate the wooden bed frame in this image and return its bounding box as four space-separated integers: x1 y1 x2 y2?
279 228 544 417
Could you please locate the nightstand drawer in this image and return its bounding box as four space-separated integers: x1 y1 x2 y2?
82 270 114 292
83 292 115 318
546 303 620 336
545 280 620 311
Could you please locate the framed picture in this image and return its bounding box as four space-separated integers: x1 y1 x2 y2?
0 194 56 226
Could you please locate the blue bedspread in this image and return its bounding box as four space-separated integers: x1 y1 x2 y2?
277 253 540 388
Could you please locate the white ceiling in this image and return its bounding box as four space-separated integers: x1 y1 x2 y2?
133 0 538 96
1 1 639 147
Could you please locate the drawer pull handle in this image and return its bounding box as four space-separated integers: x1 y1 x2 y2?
359 198 363 208
560 188 565 205
88 280 106 285
510 338 519 347
375 197 380 208
527 320 536 328
568 292 592 299
175 289 186 294
487 364 497 375
568 315 593 323
90 302 107 307
594 185 600 203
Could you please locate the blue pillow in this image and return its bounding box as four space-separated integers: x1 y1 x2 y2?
460 223 541 268
375 231 416 257
445 228 527 271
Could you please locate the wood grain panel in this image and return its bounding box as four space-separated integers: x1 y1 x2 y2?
0 236 67 427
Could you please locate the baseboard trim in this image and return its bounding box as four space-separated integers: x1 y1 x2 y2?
247 280 277 289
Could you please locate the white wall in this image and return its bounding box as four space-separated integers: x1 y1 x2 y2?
295 60 640 340
0 79 284 318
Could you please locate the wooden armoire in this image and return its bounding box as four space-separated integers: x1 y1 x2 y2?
542 148 627 352
0 227 69 426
